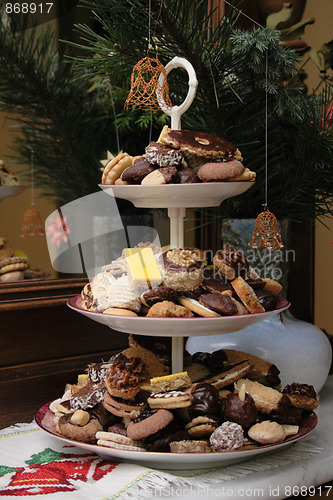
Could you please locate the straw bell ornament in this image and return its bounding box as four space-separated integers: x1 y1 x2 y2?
124 56 172 111
20 205 45 237
248 206 284 250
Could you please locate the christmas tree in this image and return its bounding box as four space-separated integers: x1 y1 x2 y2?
0 0 332 222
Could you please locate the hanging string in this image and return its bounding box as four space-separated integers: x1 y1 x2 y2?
30 148 35 206
265 49 268 208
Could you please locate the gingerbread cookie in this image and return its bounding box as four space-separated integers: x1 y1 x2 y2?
141 286 178 307
198 159 245 182
178 296 220 317
127 409 174 440
213 246 249 280
204 360 254 390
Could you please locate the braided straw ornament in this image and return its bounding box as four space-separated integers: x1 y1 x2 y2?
248 206 284 250
124 56 172 110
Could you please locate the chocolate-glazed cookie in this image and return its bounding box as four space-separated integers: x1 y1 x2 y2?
199 292 238 316
177 166 199 183
189 382 221 418
213 246 249 280
192 349 228 373
224 393 258 429
145 141 183 166
255 289 277 311
121 157 154 183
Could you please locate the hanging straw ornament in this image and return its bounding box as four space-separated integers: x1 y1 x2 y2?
248 205 284 250
19 150 45 237
248 51 284 250
124 0 171 111
124 55 172 111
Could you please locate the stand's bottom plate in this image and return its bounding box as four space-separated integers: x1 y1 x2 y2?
67 296 290 336
35 403 317 470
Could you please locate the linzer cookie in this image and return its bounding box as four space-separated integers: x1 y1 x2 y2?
148 390 191 409
101 152 133 185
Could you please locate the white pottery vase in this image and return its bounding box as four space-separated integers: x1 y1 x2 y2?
186 310 332 393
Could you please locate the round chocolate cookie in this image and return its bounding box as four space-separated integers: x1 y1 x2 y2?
141 286 178 307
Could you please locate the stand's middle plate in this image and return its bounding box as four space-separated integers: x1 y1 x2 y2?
67 296 290 337
99 182 254 208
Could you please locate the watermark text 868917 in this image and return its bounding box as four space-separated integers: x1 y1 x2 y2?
5 3 54 15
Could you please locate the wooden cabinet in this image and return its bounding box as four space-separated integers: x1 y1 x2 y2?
0 279 128 429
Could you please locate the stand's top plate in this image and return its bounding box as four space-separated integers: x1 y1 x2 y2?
99 182 254 208
67 295 290 337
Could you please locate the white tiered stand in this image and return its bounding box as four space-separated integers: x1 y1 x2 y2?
75 58 288 374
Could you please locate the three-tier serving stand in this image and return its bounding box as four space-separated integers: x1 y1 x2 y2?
69 57 290 375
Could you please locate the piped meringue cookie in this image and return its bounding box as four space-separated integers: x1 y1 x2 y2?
82 272 141 313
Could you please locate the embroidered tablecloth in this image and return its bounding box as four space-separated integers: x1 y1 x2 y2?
0 422 323 500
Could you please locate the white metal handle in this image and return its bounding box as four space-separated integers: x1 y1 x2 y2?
158 56 198 130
